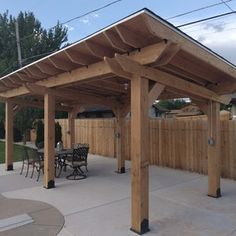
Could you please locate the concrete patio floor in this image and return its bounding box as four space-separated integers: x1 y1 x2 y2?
1 155 236 236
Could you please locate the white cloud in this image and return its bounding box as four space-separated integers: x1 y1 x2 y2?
183 21 236 65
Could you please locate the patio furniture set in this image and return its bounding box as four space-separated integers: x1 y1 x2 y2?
20 143 89 181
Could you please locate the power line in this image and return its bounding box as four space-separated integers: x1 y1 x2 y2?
221 0 235 11
0 62 18 77
177 10 236 27
22 50 57 62
2 2 236 77
19 0 124 43
167 0 234 20
0 50 58 77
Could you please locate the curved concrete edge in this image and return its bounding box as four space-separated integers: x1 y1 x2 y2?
0 194 65 236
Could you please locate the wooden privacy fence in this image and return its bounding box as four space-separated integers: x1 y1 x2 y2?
56 118 236 180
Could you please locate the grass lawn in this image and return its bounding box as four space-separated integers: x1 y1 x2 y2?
0 141 29 163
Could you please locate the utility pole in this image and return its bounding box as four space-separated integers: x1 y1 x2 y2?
15 21 22 68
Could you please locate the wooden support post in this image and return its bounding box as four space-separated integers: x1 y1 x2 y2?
44 93 55 189
131 76 150 234
5 100 14 171
68 111 76 149
115 108 125 173
207 101 221 198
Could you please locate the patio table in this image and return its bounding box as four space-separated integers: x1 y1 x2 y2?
37 148 73 177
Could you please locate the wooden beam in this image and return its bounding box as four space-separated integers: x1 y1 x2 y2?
170 53 222 84
5 100 14 171
104 57 132 80
143 14 236 81
0 43 170 98
115 54 231 104
113 106 127 174
103 30 131 52
68 111 76 149
148 82 165 107
27 67 47 79
24 83 116 108
115 25 146 48
84 41 114 58
44 93 55 189
154 42 180 66
8 77 22 86
15 73 34 82
207 82 236 95
36 62 61 75
164 64 207 86
207 101 221 198
90 80 128 94
64 49 94 66
0 79 18 88
9 98 72 112
131 75 149 234
129 41 169 65
16 70 36 81
48 57 72 71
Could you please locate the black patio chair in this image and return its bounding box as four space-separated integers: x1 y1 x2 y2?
73 143 89 172
28 149 44 181
20 146 33 177
66 146 89 180
36 141 44 149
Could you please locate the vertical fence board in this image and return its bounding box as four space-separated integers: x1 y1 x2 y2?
55 117 236 180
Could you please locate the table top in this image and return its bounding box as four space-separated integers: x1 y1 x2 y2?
38 148 73 156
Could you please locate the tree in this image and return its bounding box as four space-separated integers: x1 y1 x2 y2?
34 120 44 148
158 99 187 110
55 122 62 147
0 11 68 75
0 11 68 138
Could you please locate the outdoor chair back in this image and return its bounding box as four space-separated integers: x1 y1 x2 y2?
66 145 89 180
20 146 33 177
28 148 44 181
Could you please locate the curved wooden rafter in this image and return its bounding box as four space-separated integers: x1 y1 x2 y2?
103 30 132 52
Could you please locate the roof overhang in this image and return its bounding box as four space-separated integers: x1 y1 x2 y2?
0 8 235 110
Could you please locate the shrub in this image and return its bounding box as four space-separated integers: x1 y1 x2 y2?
0 120 5 139
34 120 62 148
13 127 22 142
55 122 62 147
35 120 44 148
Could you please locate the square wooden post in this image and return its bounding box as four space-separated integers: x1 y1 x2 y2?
5 100 14 171
44 93 55 189
116 108 125 173
207 101 221 198
68 112 75 149
130 76 149 234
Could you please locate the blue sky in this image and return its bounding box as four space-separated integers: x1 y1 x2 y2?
1 0 236 63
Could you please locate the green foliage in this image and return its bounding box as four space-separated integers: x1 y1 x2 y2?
14 107 44 142
0 11 68 75
13 127 22 142
0 120 5 139
55 122 62 147
34 120 62 148
0 11 68 138
158 99 187 110
34 120 44 148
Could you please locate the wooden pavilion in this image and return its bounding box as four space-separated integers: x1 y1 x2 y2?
0 8 236 234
